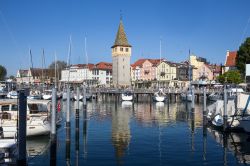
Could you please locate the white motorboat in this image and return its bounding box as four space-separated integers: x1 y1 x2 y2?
27 90 42 100
121 91 133 101
6 91 18 99
207 94 250 133
0 99 52 138
42 90 52 100
153 89 166 102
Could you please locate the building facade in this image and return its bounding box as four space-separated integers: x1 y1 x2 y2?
112 19 131 87
225 50 237 72
16 68 54 84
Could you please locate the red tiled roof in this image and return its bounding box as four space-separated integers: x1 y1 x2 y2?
131 58 164 69
95 62 112 70
131 59 147 69
225 51 237 67
148 59 163 66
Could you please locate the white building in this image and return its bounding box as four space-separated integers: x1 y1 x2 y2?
61 62 112 87
61 64 94 84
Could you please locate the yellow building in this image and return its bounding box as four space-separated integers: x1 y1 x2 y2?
189 55 213 81
156 61 177 87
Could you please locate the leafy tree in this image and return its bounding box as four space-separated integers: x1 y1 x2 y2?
235 37 250 78
48 60 67 80
9 75 16 81
217 70 243 84
0 65 7 81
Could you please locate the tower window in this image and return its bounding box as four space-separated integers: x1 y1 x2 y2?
120 47 123 52
126 48 129 52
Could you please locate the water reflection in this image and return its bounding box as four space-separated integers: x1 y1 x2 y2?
83 107 88 159
112 102 131 165
27 99 250 165
208 127 250 164
26 136 50 158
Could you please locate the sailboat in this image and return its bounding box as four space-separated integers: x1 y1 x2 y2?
153 88 166 102
121 90 133 101
153 39 166 102
42 52 58 100
181 50 192 102
75 37 92 101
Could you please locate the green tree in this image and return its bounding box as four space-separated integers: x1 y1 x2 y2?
0 65 7 81
217 70 243 84
236 37 250 78
9 75 16 81
48 60 67 80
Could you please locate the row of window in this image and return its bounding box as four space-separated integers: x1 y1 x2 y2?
113 47 129 52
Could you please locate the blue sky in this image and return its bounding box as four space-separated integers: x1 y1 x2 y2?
0 0 250 76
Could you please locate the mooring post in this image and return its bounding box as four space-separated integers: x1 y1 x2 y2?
76 87 80 110
223 85 228 131
83 86 87 106
75 87 80 166
191 86 195 109
203 87 206 114
83 107 88 158
203 87 207 126
51 87 57 138
50 88 57 166
66 86 71 164
17 89 27 166
66 86 71 126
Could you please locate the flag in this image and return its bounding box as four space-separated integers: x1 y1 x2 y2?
57 100 61 112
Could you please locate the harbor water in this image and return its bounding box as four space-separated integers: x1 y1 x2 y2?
26 97 250 165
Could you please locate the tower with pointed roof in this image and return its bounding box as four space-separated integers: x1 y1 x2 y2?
111 18 132 87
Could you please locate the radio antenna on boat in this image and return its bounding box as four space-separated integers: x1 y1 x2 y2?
67 35 72 84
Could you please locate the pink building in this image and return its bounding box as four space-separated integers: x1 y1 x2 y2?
131 59 161 81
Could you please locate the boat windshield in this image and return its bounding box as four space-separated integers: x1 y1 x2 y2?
28 104 48 114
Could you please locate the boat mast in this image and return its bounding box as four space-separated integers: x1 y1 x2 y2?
41 49 44 93
67 36 72 87
188 49 192 90
29 49 33 85
54 51 57 89
159 38 162 89
84 37 88 86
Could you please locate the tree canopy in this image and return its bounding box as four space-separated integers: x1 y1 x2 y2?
48 60 67 79
0 65 7 81
217 70 243 84
235 37 250 78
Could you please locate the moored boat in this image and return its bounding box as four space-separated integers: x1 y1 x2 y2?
121 91 133 101
0 99 53 138
153 89 166 102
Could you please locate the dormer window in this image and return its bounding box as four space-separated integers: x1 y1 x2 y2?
120 47 123 52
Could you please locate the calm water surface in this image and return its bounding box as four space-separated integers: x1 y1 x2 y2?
27 97 250 166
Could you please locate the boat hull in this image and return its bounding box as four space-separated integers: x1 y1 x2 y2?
1 118 51 138
121 94 133 101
